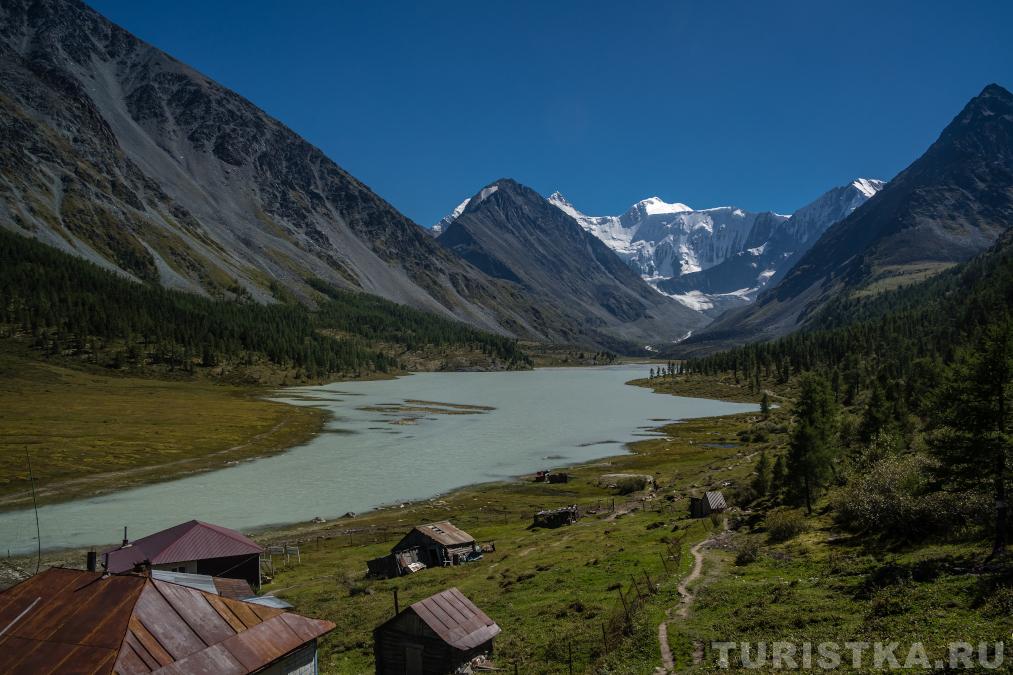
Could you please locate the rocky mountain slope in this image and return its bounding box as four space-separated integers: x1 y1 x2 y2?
0 0 624 345
677 83 1013 353
437 179 707 348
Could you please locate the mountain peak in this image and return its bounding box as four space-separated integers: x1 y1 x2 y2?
850 178 886 198
950 83 1013 130
547 191 571 206
979 83 1012 100
547 191 583 220
635 196 693 215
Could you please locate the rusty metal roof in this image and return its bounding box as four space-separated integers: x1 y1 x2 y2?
405 587 500 650
412 521 475 547
0 567 143 674
149 571 254 601
212 577 255 601
0 568 334 675
105 520 264 573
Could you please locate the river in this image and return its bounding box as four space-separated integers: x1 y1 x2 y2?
0 365 756 554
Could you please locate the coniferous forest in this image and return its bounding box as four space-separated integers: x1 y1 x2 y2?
0 228 530 379
670 230 1013 556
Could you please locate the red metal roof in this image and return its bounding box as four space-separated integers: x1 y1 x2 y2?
105 520 264 573
0 568 334 675
407 587 500 650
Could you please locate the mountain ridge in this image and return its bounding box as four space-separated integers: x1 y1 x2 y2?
0 0 602 345
430 179 883 317
437 179 707 348
677 83 1013 353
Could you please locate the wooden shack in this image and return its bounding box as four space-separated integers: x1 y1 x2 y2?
368 547 428 579
392 521 478 568
103 520 264 587
373 587 500 675
690 490 727 518
532 504 579 528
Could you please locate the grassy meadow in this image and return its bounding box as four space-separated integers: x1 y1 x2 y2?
0 348 325 510
253 389 772 674
250 372 1010 673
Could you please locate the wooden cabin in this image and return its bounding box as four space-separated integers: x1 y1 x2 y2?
392 521 479 568
690 490 728 518
373 587 500 675
104 520 264 588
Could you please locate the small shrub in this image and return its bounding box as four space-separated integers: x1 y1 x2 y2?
709 512 723 529
765 509 809 542
982 586 1013 618
735 538 761 565
729 483 758 505
832 453 980 540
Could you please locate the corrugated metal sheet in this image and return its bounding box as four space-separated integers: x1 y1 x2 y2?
0 568 143 675
413 521 475 546
0 568 334 675
705 491 727 511
242 595 294 610
149 571 254 601
150 570 219 595
408 588 500 650
105 520 264 573
214 577 255 600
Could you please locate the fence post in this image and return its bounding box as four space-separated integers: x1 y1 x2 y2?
618 588 631 626
631 577 643 601
568 642 573 675
601 622 609 656
660 552 670 575
643 570 655 594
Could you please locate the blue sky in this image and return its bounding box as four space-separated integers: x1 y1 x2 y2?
90 0 1012 226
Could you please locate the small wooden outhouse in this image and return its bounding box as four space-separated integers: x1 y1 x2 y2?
690 490 727 518
373 587 500 674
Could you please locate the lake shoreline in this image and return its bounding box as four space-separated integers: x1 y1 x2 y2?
247 373 760 545
3 368 755 570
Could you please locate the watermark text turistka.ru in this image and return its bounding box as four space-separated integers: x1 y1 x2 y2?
710 641 1004 670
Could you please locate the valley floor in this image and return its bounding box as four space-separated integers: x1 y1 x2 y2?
0 349 326 511
5 369 1008 673
240 374 1011 673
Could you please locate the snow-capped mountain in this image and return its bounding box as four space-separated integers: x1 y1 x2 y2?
431 198 471 236
434 179 884 317
549 192 789 280
546 180 884 315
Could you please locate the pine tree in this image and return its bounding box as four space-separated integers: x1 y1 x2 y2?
859 382 893 442
929 320 1012 558
786 373 838 513
760 392 770 418
751 450 771 498
771 454 787 494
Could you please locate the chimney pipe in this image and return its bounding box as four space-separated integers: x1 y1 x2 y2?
122 526 129 547
393 588 400 616
86 551 97 572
